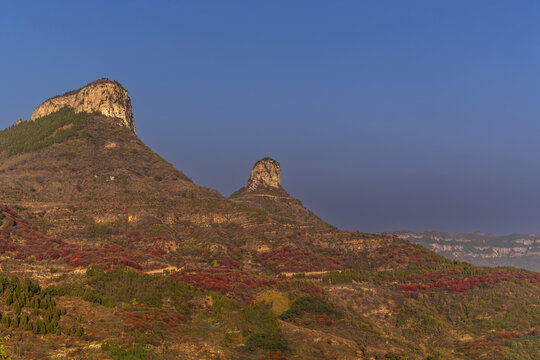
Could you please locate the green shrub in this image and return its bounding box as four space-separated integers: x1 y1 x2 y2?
211 293 236 316
396 302 450 338
279 296 333 320
244 332 288 351
101 341 156 360
241 303 287 352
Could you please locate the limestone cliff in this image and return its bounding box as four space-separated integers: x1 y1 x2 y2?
31 79 136 134
247 157 281 192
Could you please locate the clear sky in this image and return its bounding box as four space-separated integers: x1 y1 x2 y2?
2 1 540 235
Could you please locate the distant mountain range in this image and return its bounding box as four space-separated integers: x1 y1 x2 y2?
391 230 540 272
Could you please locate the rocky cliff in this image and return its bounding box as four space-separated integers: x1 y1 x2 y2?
31 78 136 134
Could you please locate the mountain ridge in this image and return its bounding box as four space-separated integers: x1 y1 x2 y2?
391 230 540 272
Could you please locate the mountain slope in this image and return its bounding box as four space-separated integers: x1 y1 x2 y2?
0 80 537 360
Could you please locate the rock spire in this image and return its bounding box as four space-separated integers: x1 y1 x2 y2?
247 157 281 192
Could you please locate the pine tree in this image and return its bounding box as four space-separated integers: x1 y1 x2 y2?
33 319 44 334
46 321 53 334
5 292 12 306
21 314 28 328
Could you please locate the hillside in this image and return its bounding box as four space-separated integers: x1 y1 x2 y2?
0 79 536 360
392 231 540 272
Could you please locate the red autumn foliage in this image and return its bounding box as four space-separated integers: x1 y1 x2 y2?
255 247 343 274
169 266 276 294
396 268 540 297
458 321 536 357
317 313 328 325
219 257 240 268
0 206 177 271
376 242 440 266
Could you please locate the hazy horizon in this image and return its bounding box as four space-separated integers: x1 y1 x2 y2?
3 1 540 235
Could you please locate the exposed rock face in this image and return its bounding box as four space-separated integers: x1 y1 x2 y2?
247 157 281 192
31 79 136 134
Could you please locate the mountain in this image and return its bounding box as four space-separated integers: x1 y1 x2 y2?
391 230 540 272
0 79 537 360
229 157 326 225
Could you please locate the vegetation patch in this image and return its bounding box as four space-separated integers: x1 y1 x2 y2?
241 303 287 352
0 107 90 155
101 341 156 360
279 296 333 320
256 290 289 316
254 247 343 274
169 266 275 294
322 268 370 284
0 276 70 335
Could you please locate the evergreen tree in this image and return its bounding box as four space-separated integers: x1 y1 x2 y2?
40 321 46 335
46 321 53 334
5 292 12 306
76 326 84 336
21 314 28 328
10 276 20 291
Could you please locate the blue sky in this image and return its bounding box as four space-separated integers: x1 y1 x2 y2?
2 1 540 234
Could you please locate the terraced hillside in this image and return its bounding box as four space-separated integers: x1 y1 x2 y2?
0 80 536 359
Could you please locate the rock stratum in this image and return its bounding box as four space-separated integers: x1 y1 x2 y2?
31 78 136 134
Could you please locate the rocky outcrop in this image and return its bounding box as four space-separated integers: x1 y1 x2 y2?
247 157 281 192
230 157 324 225
31 78 136 134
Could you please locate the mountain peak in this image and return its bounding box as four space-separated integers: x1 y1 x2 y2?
247 157 281 192
31 78 136 134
